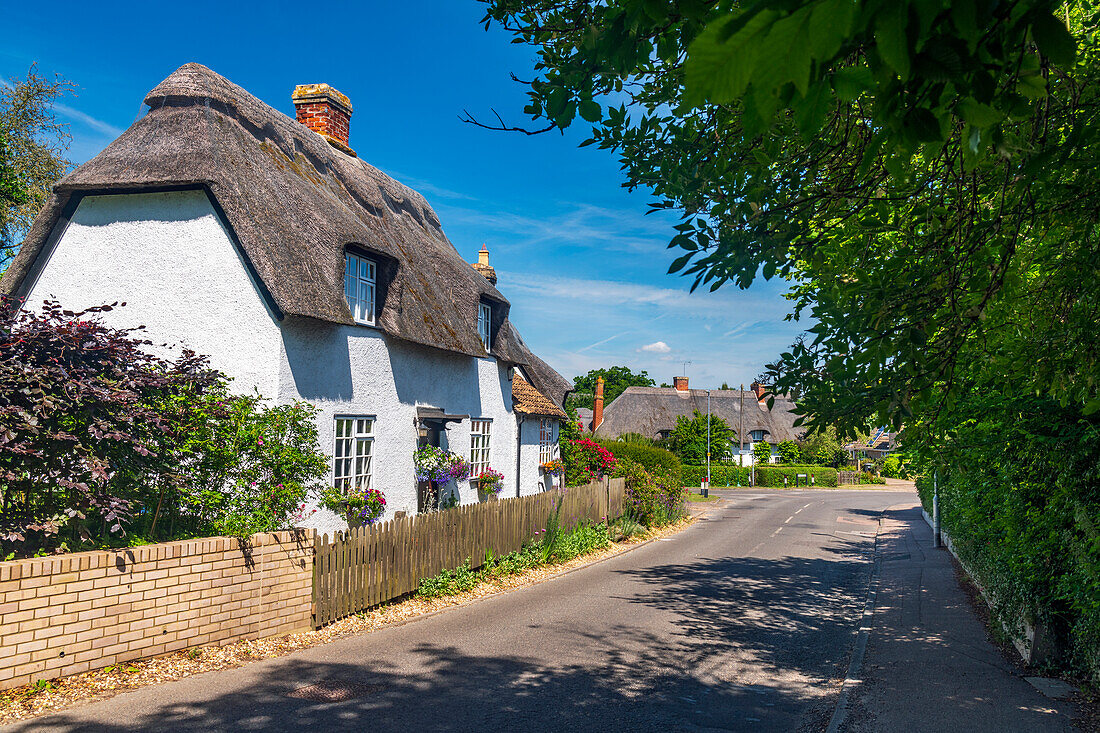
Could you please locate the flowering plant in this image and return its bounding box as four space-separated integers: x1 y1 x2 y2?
540 459 564 476
414 446 471 483
570 438 617 483
319 485 386 526
476 468 505 496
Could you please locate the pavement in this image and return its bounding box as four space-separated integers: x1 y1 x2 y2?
3 488 1078 732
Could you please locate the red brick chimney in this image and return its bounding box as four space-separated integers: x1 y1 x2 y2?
673 376 689 392
750 381 767 401
592 377 605 431
292 83 354 154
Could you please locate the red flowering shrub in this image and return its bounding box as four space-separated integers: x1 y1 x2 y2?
565 438 617 486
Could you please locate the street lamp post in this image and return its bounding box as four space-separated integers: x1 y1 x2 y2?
706 390 712 490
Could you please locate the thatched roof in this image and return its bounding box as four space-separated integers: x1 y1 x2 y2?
594 387 803 443
3 63 569 403
512 375 567 419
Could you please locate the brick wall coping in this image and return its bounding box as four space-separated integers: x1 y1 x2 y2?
0 530 313 582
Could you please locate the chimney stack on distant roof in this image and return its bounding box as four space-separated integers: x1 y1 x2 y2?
750 381 767 402
592 377 605 431
471 244 497 285
673 376 689 392
292 83 354 155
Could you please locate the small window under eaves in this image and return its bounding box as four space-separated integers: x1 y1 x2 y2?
345 251 377 325
478 301 492 351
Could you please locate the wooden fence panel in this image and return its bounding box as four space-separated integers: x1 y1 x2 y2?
311 478 627 627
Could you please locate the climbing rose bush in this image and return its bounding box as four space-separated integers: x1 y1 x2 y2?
567 438 617 485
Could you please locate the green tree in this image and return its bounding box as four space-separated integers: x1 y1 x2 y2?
667 409 735 464
799 425 848 466
478 1 1098 432
0 66 71 274
753 441 773 466
776 440 800 465
568 366 655 410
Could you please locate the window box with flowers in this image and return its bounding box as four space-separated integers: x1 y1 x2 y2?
475 467 505 499
540 459 564 476
319 485 387 530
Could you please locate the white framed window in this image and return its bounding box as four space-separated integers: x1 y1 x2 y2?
470 419 492 474
750 429 766 442
345 251 377 325
333 416 374 492
539 419 556 463
478 302 491 351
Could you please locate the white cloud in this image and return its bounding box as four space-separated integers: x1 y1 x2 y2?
53 102 124 138
640 341 671 353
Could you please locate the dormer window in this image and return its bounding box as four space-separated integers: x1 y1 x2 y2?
750 430 766 442
345 251 376 325
478 301 491 351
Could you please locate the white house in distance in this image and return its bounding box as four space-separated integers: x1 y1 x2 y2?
1 63 570 534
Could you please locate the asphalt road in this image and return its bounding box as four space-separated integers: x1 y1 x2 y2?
4 489 1074 732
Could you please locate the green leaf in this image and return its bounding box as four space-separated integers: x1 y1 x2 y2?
685 10 778 105
832 66 874 102
668 252 694 274
875 2 911 80
809 0 855 59
579 99 602 123
1031 13 1076 67
904 107 943 142
956 99 1001 127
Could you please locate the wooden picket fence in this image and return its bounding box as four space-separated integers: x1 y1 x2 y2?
311 477 626 628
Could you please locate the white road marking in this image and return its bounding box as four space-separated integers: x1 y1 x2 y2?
772 526 784 536
784 516 792 524
794 503 811 514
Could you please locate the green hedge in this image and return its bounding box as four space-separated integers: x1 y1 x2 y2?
757 465 838 487
599 440 681 486
681 464 838 488
683 464 750 487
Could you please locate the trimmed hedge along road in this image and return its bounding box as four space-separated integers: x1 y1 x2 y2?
682 465 839 488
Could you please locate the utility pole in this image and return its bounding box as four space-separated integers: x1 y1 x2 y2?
933 470 941 548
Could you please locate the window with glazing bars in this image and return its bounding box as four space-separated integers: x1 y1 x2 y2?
539 419 556 463
333 417 374 491
478 302 491 351
470 419 491 474
345 251 377 325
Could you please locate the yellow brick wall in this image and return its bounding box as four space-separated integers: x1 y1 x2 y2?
0 531 313 691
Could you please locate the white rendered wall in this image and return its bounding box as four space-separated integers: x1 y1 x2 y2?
23 191 281 396
277 317 542 535
516 417 557 496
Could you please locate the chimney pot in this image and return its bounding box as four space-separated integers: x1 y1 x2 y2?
472 244 497 285
292 83 355 154
750 381 767 401
673 376 689 392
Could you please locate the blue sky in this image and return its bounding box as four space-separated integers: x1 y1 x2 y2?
2 0 805 389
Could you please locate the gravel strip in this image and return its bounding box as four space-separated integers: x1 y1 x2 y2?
0 517 693 724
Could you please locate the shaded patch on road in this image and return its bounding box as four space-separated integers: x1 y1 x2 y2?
287 680 383 703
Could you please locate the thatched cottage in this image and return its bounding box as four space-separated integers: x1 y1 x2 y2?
590 377 802 464
1 63 570 532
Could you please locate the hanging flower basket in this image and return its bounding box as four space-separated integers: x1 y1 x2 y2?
414 445 471 483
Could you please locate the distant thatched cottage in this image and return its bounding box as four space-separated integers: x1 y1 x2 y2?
590 377 801 464
1 63 570 533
